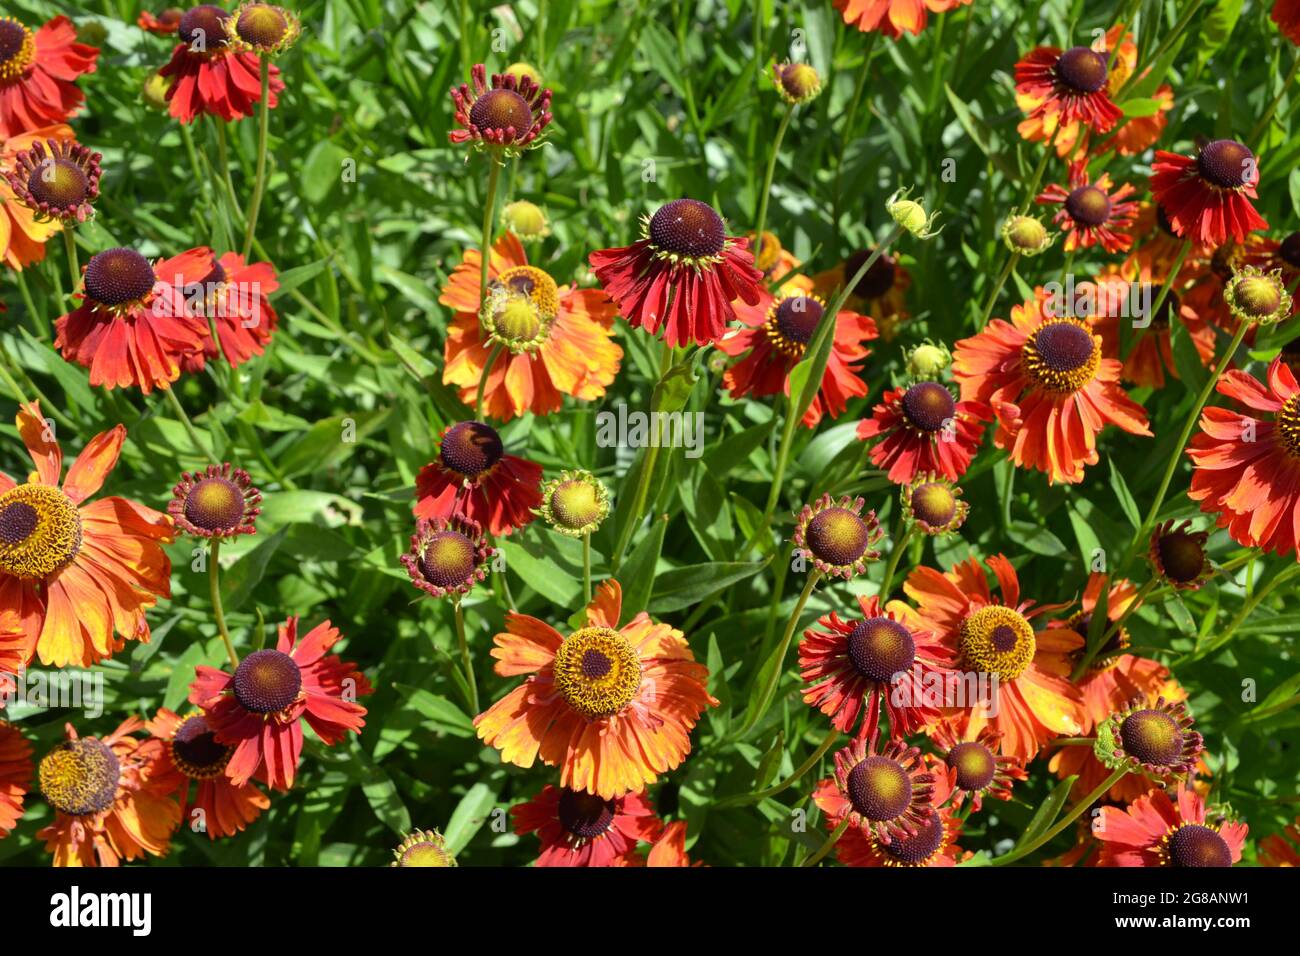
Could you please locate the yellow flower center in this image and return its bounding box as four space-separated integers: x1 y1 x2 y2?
0 484 83 580
1021 319 1100 394
549 480 603 531
0 18 35 82
959 605 1036 682
235 3 288 48
39 738 120 816
1119 709 1184 767
1279 396 1300 459
846 756 911 821
553 626 642 719
496 265 560 318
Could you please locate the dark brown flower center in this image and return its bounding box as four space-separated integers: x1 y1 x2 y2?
469 87 533 134
39 738 120 817
417 530 477 588
910 481 957 527
649 199 726 258
900 382 955 432
0 18 33 76
84 248 157 306
845 248 897 299
556 789 616 839
1032 321 1095 373
881 812 944 864
0 500 37 545
440 421 503 478
1155 204 1178 237
805 507 870 566
1056 46 1108 93
233 648 303 714
1167 824 1232 868
846 756 912 821
180 4 231 49
847 617 915 683
171 715 232 779
773 295 824 346
1065 185 1111 227
183 476 246 533
1157 531 1205 583
1197 139 1254 189
948 741 997 792
1119 709 1184 767
1279 232 1300 269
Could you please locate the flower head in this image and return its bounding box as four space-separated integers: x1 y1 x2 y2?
401 514 494 599
1001 214 1054 256
589 198 765 347
168 463 261 540
1014 43 1122 133
791 494 884 579
0 16 98 139
1148 520 1212 590
225 3 300 55
501 199 550 241
771 60 822 105
0 719 32 838
1151 139 1268 245
901 473 968 535
139 9 184 35
929 723 1027 813
157 6 284 123
512 785 662 867
449 63 552 156
415 420 543 536
390 829 457 867
2 137 100 223
1223 265 1292 325
813 731 937 845
1093 784 1246 867
537 470 610 538
833 0 972 38
180 252 281 373
886 186 941 238
1095 696 1205 782
1037 163 1138 253
858 379 992 482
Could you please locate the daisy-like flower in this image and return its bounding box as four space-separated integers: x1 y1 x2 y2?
0 15 98 139
1151 139 1268 245
813 247 912 341
1187 358 1300 559
1094 696 1205 783
647 820 697 867
441 233 622 420
512 785 663 867
0 718 32 838
1259 818 1300 867
189 617 372 790
901 473 968 536
157 5 284 124
1001 214 1054 257
929 724 1026 813
1014 43 1122 134
36 718 181 866
0 124 82 270
833 803 963 867
589 198 764 348
749 230 800 282
145 708 269 839
771 61 821 105
857 379 992 483
1149 520 1213 590
812 731 937 845
414 421 543 537
1093 784 1246 867
401 514 494 599
953 290 1151 485
791 494 884 580
224 3 301 55
1037 163 1138 253
182 252 281 373
168 463 261 540
449 63 552 155
904 554 1084 760
719 276 878 428
474 580 717 799
139 9 184 35
537 470 610 538
833 0 972 39
390 829 457 867
1222 265 1293 326
1275 0 1300 45
1 402 174 668
799 594 956 739
2 136 100 223
55 245 216 394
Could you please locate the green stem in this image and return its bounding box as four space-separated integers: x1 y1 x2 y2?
611 346 675 571
13 271 46 341
178 121 211 210
1116 0 1204 100
717 726 840 808
209 539 239 669
212 117 243 226
475 341 505 419
976 252 1019 328
753 104 795 259
830 34 878 230
1249 51 1300 147
164 386 214 462
454 599 479 714
62 229 80 295
802 817 849 867
877 516 913 600
582 532 592 605
241 58 272 259
992 768 1127 865
1071 578 1154 680
1018 124 1060 215
738 570 820 740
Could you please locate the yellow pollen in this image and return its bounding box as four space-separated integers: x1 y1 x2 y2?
1278 396 1300 458
496 265 560 318
0 19 36 82
0 484 83 580
1020 318 1100 395
552 626 642 719
959 605 1036 682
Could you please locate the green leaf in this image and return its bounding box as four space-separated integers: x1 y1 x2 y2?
501 540 583 606
1015 775 1077 852
620 514 668 617
442 782 498 855
649 558 771 613
1108 457 1141 530
1195 0 1245 72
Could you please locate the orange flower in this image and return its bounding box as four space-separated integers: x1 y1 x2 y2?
414 421 542 537
36 717 181 866
0 402 174 667
474 580 717 799
905 554 1084 760
1093 784 1246 867
145 707 270 839
0 124 78 270
1259 818 1300 867
1274 0 1300 45
829 756 964 866
647 820 698 867
834 0 972 38
952 290 1151 485
181 252 281 373
1015 43 1122 135
0 717 32 838
928 724 1026 813
812 247 911 341
0 15 98 139
441 232 622 420
1036 163 1138 253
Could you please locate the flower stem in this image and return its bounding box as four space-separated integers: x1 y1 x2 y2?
454 599 479 715
976 251 1019 328
802 817 849 867
241 58 272 260
209 539 239 669
877 515 913 600
13 271 47 342
717 726 840 808
479 159 503 315
582 532 592 605
1017 124 1060 215
611 345 675 571
163 386 214 462
753 104 795 261
738 570 821 740
474 341 505 419
992 768 1127 865
62 229 80 295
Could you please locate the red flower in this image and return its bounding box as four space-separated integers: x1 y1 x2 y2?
1093 784 1247 867
830 758 963 867
449 63 552 153
1274 0 1300 44
1150 140 1268 245
833 0 972 38
189 617 372 790
812 731 937 845
1014 45 1122 134
952 290 1151 485
181 252 279 373
511 785 662 867
414 421 542 537
0 718 31 838
928 725 1026 813
857 380 991 482
55 246 214 394
138 9 184 35
157 6 283 124
720 276 877 427
145 708 270 839
1259 818 1300 867
1037 163 1138 253
589 198 764 348
0 15 98 139
799 594 955 739
1187 357 1300 559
